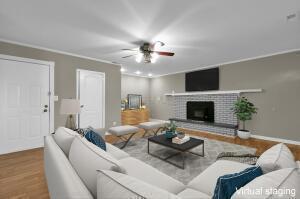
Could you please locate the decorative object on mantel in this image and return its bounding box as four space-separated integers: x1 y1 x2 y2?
232 97 258 139
60 99 81 130
164 89 263 96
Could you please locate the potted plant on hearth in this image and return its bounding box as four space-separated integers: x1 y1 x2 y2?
232 97 257 139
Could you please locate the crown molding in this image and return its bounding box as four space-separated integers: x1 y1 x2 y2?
0 38 121 67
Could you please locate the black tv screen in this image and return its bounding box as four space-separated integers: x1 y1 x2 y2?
185 68 219 91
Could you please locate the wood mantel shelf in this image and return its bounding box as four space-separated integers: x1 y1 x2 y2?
164 89 263 96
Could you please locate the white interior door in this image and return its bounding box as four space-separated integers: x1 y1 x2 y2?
0 55 53 154
77 69 105 129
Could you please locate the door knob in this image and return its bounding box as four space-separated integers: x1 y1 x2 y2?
80 105 84 108
43 109 48 112
44 105 48 108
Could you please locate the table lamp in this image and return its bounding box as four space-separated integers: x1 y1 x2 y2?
60 99 81 130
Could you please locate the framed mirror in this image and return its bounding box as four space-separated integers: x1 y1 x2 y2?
128 94 142 109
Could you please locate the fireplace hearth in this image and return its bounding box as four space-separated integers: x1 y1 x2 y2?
186 101 214 122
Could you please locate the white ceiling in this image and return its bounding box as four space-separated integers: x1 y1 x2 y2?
1 0 300 77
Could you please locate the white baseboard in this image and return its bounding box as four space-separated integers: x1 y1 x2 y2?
251 134 300 146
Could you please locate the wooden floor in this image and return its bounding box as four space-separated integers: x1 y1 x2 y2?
0 129 299 198
0 148 49 199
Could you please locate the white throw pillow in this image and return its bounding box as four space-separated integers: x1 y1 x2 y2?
53 127 78 156
97 170 180 199
256 143 297 173
69 136 126 198
232 168 300 199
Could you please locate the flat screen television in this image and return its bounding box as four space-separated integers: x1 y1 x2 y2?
185 68 219 91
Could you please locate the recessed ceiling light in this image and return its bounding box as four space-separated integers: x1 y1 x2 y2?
286 13 297 21
120 67 126 72
135 71 141 75
148 73 153 77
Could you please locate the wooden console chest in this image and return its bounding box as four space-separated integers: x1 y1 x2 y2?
121 108 150 125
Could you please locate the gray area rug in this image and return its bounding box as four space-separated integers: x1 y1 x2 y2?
115 136 256 184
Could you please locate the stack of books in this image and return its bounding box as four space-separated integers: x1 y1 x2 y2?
172 135 190 144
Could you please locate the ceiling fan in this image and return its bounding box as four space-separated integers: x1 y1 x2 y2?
121 41 175 63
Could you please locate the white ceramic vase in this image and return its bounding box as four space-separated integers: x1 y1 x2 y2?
237 130 251 139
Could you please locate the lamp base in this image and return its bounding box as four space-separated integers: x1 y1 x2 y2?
65 115 77 130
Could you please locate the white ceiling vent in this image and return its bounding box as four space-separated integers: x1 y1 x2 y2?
286 12 299 22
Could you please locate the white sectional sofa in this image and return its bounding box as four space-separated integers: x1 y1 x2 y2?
44 127 300 199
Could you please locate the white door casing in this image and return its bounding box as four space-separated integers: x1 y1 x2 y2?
77 69 105 129
0 54 54 154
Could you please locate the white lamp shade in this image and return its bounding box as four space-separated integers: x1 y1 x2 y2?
60 99 81 115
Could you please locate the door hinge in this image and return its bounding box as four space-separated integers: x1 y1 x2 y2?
48 91 51 96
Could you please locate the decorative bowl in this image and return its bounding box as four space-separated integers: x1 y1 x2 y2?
164 131 176 139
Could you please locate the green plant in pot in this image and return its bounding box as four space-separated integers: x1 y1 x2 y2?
232 97 257 139
165 121 177 138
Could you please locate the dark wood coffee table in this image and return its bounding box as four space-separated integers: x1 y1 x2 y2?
147 134 204 169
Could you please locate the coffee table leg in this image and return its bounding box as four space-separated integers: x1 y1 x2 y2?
147 139 150 154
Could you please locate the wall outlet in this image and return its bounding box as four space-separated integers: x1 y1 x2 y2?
112 121 117 126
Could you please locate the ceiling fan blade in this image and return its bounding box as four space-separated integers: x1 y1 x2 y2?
121 48 139 51
122 54 137 58
152 51 175 56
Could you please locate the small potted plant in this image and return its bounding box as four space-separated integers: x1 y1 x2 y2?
232 97 257 139
165 121 177 138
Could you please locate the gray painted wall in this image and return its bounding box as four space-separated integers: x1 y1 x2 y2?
149 52 300 141
0 41 121 130
121 74 151 106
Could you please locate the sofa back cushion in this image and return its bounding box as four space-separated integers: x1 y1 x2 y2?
53 127 78 156
256 143 297 173
69 136 126 198
232 168 300 199
44 136 93 199
97 170 180 199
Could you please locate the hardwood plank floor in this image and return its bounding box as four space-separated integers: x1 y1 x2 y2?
0 129 299 198
0 148 49 199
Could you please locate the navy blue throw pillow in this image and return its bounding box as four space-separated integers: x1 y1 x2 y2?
213 166 263 199
84 129 106 151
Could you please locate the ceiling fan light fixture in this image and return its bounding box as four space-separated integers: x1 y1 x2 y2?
135 53 143 63
153 41 165 50
151 52 159 63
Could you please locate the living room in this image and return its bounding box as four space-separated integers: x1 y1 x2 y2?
0 0 300 199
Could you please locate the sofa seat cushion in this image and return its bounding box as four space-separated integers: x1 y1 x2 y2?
97 170 180 199
106 143 130 160
177 188 211 199
256 143 297 173
232 168 300 199
69 136 126 198
119 157 185 194
187 160 251 196
53 127 78 156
